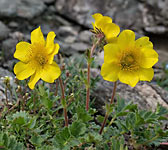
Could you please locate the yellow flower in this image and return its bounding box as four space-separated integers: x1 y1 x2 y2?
13 27 61 89
92 13 120 43
101 30 158 87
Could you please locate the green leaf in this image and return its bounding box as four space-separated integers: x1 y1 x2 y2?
116 112 128 117
105 103 113 114
69 121 86 137
96 115 105 123
156 104 168 116
38 84 46 97
116 98 126 113
41 97 53 109
76 106 93 123
87 132 102 144
28 117 36 129
54 127 70 149
30 135 44 147
12 111 28 126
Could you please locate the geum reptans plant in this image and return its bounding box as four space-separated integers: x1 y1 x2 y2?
85 13 120 111
101 30 159 87
13 26 61 89
99 30 159 135
13 27 68 126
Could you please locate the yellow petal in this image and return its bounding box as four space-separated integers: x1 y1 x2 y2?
14 42 32 62
92 13 103 23
103 23 120 43
97 16 112 30
104 43 121 63
31 26 45 45
139 68 154 81
92 13 103 30
135 37 153 49
139 48 158 68
118 30 135 50
14 62 35 80
101 63 119 82
28 71 41 90
48 43 60 64
46 31 56 54
41 61 61 83
53 43 60 55
118 70 139 87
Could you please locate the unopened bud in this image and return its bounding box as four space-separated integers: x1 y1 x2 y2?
66 71 70 77
61 63 66 70
14 77 19 84
25 93 29 97
16 85 21 93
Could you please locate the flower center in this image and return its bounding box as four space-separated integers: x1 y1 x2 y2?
36 54 47 66
120 53 139 71
30 43 49 67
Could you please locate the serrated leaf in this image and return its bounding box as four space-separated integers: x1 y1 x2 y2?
69 121 86 137
76 106 93 123
54 127 70 149
12 111 28 126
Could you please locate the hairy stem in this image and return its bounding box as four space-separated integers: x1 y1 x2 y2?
99 113 108 134
5 86 8 106
58 77 68 127
86 38 102 111
99 82 117 134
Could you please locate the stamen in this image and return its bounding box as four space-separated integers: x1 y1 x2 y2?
119 52 139 71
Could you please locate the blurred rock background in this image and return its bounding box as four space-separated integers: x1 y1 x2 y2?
0 0 168 109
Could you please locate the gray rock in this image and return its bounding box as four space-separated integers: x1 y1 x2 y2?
79 30 92 43
41 24 52 36
0 67 15 103
0 67 14 78
8 21 19 28
54 15 71 26
0 0 17 17
94 79 168 114
0 21 10 40
57 40 72 56
58 26 78 37
70 42 89 52
58 41 89 55
145 26 168 34
2 38 18 60
42 0 55 4
0 0 46 19
64 36 76 43
55 0 168 35
3 60 17 71
17 0 46 19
